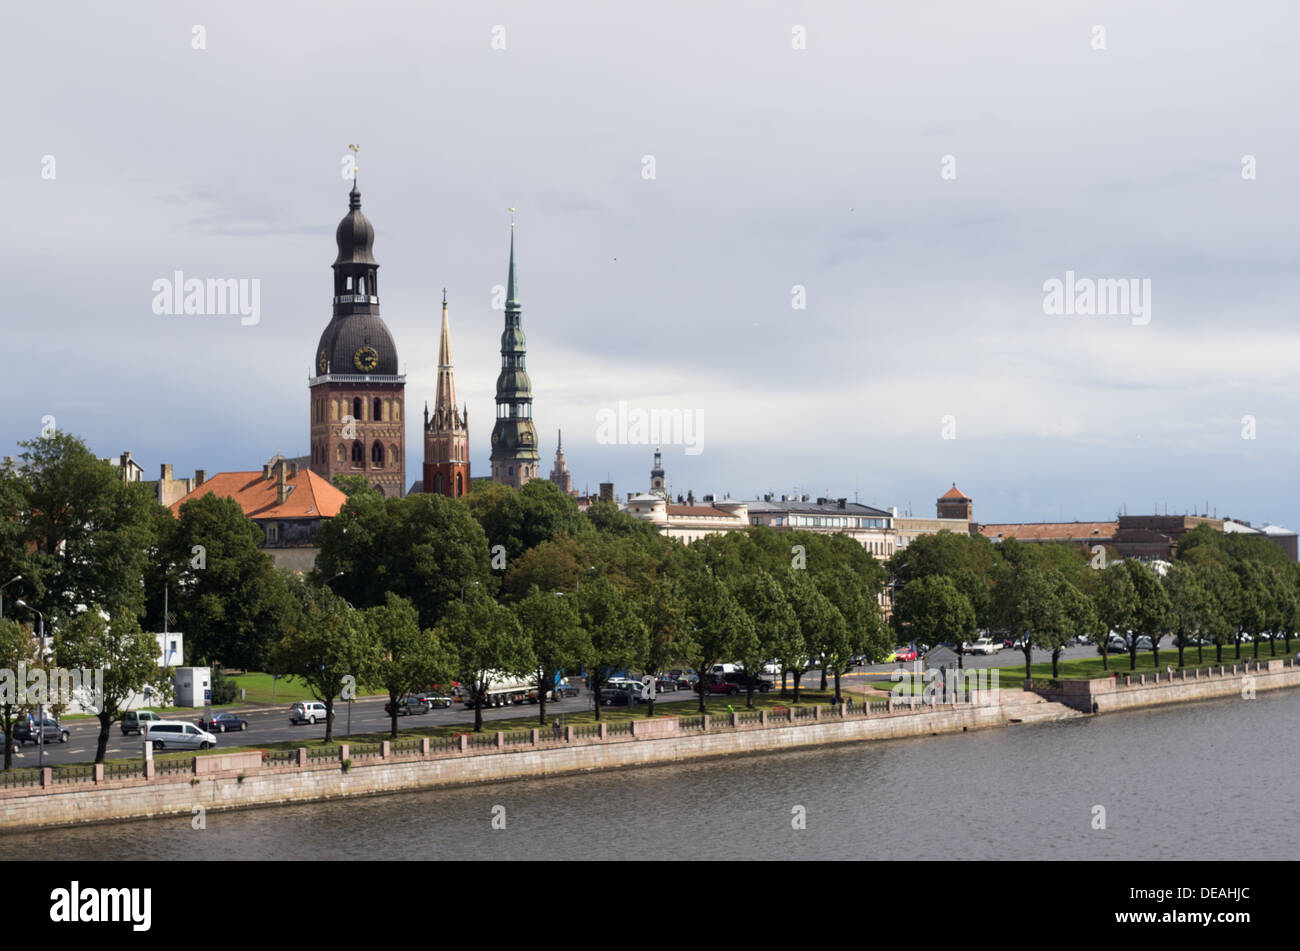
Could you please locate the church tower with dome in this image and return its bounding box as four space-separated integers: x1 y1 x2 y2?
308 181 406 497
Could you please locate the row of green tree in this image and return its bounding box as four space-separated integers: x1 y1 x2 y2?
0 434 893 762
888 526 1300 677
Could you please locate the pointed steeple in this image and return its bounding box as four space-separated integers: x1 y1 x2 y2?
506 223 519 308
433 292 460 426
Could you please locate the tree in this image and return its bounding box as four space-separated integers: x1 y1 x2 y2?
1093 562 1137 672
361 594 447 739
585 500 660 538
315 492 492 630
466 480 589 565
270 581 371 743
1046 581 1097 678
1164 562 1211 668
17 433 158 627
437 589 533 733
637 575 687 717
991 557 1059 680
0 618 42 770
331 475 383 502
161 493 290 669
1232 561 1268 661
887 530 997 628
56 607 173 763
728 571 796 708
892 575 976 668
1124 561 1171 670
789 571 851 702
575 578 646 721
513 587 586 726
680 567 751 715
1194 560 1239 664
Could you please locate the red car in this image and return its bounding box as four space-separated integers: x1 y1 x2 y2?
694 679 741 696
893 647 918 662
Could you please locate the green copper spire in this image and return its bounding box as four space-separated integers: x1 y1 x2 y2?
506 224 519 308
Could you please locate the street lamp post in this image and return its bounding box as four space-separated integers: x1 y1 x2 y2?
0 575 20 619
14 600 45 770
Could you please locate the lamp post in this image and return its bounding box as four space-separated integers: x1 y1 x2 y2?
0 575 20 619
14 599 45 770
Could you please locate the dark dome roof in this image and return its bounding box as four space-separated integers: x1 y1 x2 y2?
334 183 377 266
316 313 399 375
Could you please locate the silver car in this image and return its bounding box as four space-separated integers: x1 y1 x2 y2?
145 721 218 751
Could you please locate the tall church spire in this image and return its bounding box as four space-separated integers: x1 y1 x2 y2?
423 290 469 498
490 216 540 488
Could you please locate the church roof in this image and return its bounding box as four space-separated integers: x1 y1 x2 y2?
168 469 347 521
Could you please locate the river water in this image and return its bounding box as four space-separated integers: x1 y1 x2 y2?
3 690 1297 860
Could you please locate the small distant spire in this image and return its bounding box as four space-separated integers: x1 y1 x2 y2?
557 429 563 452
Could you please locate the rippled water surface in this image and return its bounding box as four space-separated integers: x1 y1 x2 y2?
3 691 1297 860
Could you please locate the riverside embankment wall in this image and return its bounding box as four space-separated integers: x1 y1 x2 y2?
1030 657 1300 713
0 702 1004 832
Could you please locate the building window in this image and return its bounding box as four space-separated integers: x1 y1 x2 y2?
352 397 363 422
351 441 363 467
371 441 385 467
374 397 383 421
456 473 463 496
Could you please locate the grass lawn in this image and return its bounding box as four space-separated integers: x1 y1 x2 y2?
227 671 383 705
990 644 1296 683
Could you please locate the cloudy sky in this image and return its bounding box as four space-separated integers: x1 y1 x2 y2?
6 1 1299 529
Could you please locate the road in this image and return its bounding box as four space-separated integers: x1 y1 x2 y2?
9 641 1138 768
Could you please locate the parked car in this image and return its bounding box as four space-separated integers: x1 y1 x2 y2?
1135 636 1155 650
385 696 431 717
146 721 217 751
1106 636 1128 654
411 690 453 709
892 646 918 663
694 679 741 696
198 712 248 732
598 688 635 706
15 716 69 745
552 681 580 699
654 675 679 693
963 638 1001 655
289 701 329 725
121 710 163 736
723 671 774 693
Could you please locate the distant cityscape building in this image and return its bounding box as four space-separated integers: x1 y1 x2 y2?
308 181 406 498
626 493 749 543
548 430 573 495
422 292 470 498
893 484 978 550
746 495 896 560
489 224 540 487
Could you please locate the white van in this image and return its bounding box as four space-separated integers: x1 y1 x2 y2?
145 721 217 751
710 663 739 676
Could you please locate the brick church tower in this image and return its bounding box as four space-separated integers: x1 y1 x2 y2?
308 181 406 497
422 292 470 497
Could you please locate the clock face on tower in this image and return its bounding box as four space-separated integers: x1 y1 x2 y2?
353 346 379 372
317 349 329 374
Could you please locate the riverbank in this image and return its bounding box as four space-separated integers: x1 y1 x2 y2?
3 658 1297 833
0 699 1003 832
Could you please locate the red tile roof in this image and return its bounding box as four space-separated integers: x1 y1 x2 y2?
940 485 970 500
168 469 348 520
979 521 1117 541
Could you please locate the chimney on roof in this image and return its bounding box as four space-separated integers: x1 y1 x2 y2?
275 460 288 506
288 462 298 479
160 463 173 481
838 498 846 508
195 469 206 487
262 464 272 479
687 490 695 506
120 451 131 467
